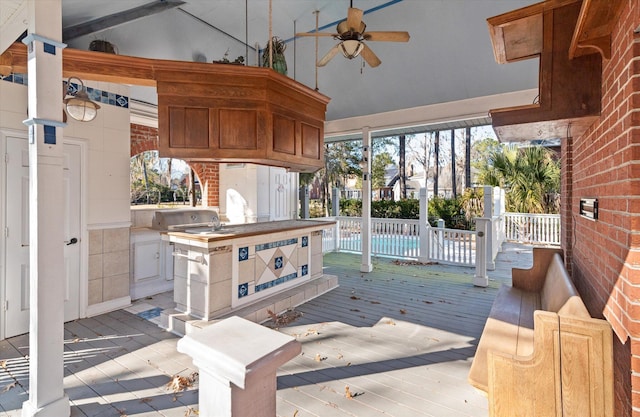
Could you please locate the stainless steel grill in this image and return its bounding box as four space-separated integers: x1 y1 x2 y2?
151 209 220 231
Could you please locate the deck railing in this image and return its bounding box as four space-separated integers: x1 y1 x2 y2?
504 213 561 245
321 216 474 266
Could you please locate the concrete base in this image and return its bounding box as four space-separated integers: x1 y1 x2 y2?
161 274 338 335
22 395 70 417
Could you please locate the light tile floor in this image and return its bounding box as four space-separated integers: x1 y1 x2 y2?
0 243 537 417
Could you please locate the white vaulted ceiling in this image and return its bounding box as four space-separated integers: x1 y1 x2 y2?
2 0 541 135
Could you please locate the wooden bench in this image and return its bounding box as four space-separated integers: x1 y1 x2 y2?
468 247 614 417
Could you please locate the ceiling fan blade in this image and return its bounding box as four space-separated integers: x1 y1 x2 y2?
295 32 335 38
363 31 410 42
317 44 340 67
361 43 381 68
346 7 364 32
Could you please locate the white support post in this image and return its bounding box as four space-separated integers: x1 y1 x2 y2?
177 317 301 417
474 218 489 287
418 187 430 262
361 127 372 273
483 186 495 270
21 1 70 416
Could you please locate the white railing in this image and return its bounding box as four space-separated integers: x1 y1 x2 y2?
321 216 474 266
429 226 476 266
504 213 561 245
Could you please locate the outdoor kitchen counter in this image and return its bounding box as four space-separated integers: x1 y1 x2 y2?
165 219 335 248
164 219 336 321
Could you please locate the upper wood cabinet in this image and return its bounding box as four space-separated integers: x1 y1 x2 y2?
487 0 613 142
0 43 329 173
156 65 329 173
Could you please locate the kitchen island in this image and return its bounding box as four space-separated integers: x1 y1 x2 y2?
162 219 337 334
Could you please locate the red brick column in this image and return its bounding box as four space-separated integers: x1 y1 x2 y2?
560 135 572 274
129 123 219 207
568 2 640 415
130 124 159 156
189 162 220 208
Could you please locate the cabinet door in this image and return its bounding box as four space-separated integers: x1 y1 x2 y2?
133 241 161 281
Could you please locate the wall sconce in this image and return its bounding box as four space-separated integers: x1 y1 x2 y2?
339 40 364 59
63 77 100 122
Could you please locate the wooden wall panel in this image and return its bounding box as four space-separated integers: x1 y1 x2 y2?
301 123 321 160
218 109 258 150
272 114 296 155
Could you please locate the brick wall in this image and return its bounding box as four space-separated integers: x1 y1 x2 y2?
568 2 640 416
130 123 219 207
190 162 220 208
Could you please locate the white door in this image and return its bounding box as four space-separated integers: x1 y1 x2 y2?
4 137 81 338
270 168 292 221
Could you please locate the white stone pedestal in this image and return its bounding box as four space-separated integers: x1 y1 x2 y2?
177 316 301 417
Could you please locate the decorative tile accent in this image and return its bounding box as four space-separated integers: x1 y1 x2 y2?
43 42 56 55
44 125 56 144
274 256 283 270
0 75 133 110
238 283 249 298
302 236 309 247
255 272 298 293
238 246 249 261
255 238 298 252
301 264 308 276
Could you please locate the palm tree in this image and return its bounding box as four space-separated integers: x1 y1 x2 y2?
477 144 559 213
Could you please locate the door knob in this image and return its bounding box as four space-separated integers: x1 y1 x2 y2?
65 237 78 245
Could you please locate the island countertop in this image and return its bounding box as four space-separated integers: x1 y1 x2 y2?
166 219 336 246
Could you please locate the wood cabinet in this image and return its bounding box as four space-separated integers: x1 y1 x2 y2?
156 65 329 173
487 0 607 142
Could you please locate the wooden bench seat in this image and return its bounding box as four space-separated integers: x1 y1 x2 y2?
468 247 613 417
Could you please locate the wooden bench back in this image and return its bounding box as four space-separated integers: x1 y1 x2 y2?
540 254 590 318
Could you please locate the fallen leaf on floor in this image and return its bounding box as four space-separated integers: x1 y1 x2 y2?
337 354 343 359
0 360 6 369
293 410 299 417
314 354 327 362
345 386 353 399
267 309 303 327
370 301 381 304
423 300 434 304
387 319 396 326
117 409 127 416
400 309 407 314
167 372 198 393
139 398 152 404
184 406 199 416
72 338 81 343
2 382 16 393
391 259 436 266
350 295 360 300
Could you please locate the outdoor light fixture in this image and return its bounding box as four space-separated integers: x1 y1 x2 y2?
63 77 100 122
339 40 364 59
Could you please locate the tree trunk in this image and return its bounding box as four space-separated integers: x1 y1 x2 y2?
465 127 471 189
399 134 406 199
141 154 150 204
434 131 440 197
451 129 456 197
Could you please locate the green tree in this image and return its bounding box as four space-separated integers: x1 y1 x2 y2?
371 152 393 189
477 144 559 213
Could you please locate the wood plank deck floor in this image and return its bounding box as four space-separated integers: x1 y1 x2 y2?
0 243 536 417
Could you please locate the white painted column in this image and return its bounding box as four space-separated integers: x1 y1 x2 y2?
474 218 489 287
483 186 496 270
360 127 372 273
21 1 70 416
418 187 430 262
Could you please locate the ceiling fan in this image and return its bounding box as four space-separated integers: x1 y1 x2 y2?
296 1 410 68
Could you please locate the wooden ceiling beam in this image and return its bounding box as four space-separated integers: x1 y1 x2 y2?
62 0 185 41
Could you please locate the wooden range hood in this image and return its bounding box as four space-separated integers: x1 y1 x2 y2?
487 0 624 142
0 43 330 173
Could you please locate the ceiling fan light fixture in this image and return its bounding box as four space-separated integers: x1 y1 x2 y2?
339 40 364 59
